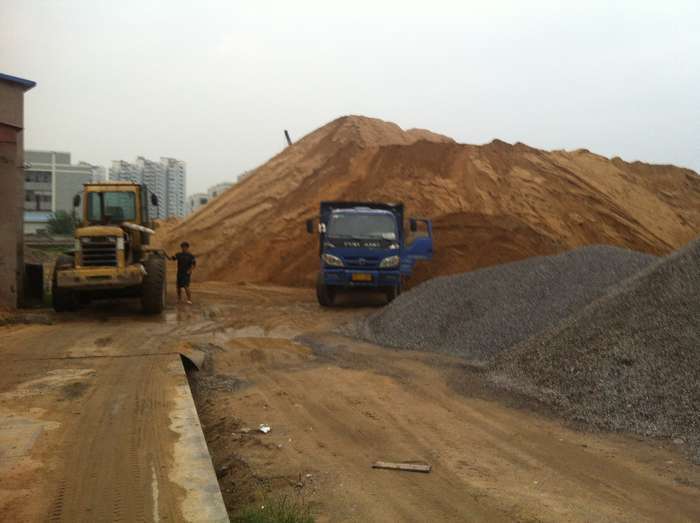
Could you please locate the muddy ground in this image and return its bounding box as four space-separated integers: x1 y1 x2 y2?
1 280 698 522
184 282 699 522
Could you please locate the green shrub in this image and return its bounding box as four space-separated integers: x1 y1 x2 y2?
231 496 314 523
47 210 78 235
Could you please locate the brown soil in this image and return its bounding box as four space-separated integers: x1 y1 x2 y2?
185 283 700 522
161 115 700 287
2 283 698 521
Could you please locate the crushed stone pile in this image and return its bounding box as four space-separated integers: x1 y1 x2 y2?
492 236 700 459
359 246 656 365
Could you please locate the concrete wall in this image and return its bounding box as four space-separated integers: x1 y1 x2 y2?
0 81 25 308
0 81 23 126
24 221 47 235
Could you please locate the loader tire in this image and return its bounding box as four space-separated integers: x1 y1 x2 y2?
141 254 166 314
316 274 336 307
52 255 77 312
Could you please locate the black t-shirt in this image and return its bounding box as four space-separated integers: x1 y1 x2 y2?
173 252 196 275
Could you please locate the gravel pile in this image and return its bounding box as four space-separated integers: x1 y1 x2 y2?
492 236 700 459
359 246 655 365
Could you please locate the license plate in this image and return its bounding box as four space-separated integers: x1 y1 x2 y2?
351 273 372 282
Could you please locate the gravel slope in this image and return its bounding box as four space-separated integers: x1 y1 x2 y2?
360 245 656 365
492 236 700 460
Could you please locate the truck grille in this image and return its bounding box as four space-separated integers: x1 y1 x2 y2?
80 236 118 267
344 256 381 268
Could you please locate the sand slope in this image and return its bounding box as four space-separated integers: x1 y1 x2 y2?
162 115 700 286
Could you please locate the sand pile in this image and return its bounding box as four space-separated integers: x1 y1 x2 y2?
358 246 656 364
492 236 700 458
161 115 700 286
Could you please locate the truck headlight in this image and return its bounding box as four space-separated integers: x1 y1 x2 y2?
379 255 400 268
321 253 344 267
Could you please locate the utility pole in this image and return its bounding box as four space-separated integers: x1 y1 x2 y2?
284 130 292 146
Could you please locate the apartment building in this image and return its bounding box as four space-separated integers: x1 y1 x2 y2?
24 150 94 233
110 156 186 219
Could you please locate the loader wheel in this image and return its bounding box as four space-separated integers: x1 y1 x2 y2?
141 255 166 314
316 274 336 307
385 284 401 304
52 255 77 312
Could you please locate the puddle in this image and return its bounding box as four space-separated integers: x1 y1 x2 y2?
213 325 301 343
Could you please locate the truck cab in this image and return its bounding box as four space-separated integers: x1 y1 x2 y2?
307 201 433 306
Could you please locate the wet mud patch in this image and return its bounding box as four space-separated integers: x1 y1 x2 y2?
93 336 112 347
60 381 90 400
195 374 250 393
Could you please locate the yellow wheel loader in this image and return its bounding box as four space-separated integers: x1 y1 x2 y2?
52 181 167 314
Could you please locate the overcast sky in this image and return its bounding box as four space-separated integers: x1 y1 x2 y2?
3 1 698 194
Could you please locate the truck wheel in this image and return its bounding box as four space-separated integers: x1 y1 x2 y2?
316 274 336 307
141 255 166 314
52 255 77 312
385 284 401 303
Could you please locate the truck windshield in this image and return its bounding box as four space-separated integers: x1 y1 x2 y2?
87 192 137 223
327 212 397 239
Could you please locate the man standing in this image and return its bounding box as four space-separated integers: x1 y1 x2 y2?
172 241 196 304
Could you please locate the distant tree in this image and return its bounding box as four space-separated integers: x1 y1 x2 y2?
47 210 78 235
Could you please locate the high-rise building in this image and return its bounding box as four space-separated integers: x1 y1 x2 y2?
24 151 93 233
110 156 186 219
161 157 186 218
110 160 141 183
185 181 236 215
187 193 209 215
207 181 233 200
79 162 107 182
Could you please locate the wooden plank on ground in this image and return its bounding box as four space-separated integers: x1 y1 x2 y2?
372 461 432 473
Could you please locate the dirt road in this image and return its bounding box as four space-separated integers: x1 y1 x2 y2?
186 284 700 522
0 302 226 522
1 283 698 522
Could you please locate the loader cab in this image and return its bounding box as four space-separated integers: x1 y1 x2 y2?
76 183 154 227
73 182 157 264
85 190 137 225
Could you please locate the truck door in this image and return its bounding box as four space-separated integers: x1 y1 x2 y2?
401 218 433 275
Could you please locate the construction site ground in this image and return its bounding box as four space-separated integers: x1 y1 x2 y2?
1 282 699 522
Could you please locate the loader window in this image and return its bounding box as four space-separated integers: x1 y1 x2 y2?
327 212 397 240
87 192 137 224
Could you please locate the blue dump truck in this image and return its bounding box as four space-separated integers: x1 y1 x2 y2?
306 201 433 306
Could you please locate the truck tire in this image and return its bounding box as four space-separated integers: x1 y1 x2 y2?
316 274 336 307
141 254 166 314
52 255 77 312
385 283 401 303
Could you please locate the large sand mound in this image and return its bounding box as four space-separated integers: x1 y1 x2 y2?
162 115 700 285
